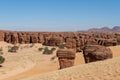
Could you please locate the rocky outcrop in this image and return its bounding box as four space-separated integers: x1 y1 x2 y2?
85 38 98 45
47 37 63 46
0 30 119 52
0 31 4 41
18 32 25 44
65 38 76 51
97 38 117 46
57 49 76 69
4 32 11 43
11 32 18 44
83 45 113 63
30 33 38 43
38 33 44 44
25 33 31 43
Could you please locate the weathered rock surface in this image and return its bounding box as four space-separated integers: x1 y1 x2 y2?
4 32 11 43
11 32 18 44
83 45 113 63
47 37 63 46
0 30 119 52
0 31 4 41
97 38 117 46
30 33 38 43
65 38 76 51
57 49 76 69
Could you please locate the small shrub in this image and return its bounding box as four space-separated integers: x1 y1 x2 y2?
50 56 57 61
58 43 66 49
8 46 19 53
0 56 5 67
8 46 12 49
51 48 56 51
43 50 53 54
38 48 43 51
44 47 49 50
43 47 53 55
12 46 19 50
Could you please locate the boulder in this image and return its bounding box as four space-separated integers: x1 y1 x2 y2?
57 49 76 69
83 45 112 63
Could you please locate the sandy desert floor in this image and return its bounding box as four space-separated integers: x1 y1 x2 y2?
19 56 120 80
0 41 120 80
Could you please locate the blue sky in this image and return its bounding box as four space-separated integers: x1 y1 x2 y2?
0 0 120 31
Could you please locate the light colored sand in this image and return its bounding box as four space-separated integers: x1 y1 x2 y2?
109 46 120 57
19 57 120 80
0 41 120 80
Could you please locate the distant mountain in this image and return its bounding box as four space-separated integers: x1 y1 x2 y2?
112 26 120 32
88 26 120 32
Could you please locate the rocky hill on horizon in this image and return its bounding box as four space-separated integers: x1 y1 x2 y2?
88 26 120 32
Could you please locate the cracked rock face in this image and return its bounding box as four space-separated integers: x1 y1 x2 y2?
83 45 113 63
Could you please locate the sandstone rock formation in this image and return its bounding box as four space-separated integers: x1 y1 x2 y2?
38 33 44 44
85 38 98 45
18 32 25 44
83 45 113 63
11 32 18 44
4 32 11 43
30 33 38 43
0 30 119 52
0 31 4 41
65 38 76 51
47 37 63 46
57 49 76 69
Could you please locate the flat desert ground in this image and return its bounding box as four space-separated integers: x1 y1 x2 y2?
0 41 120 80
